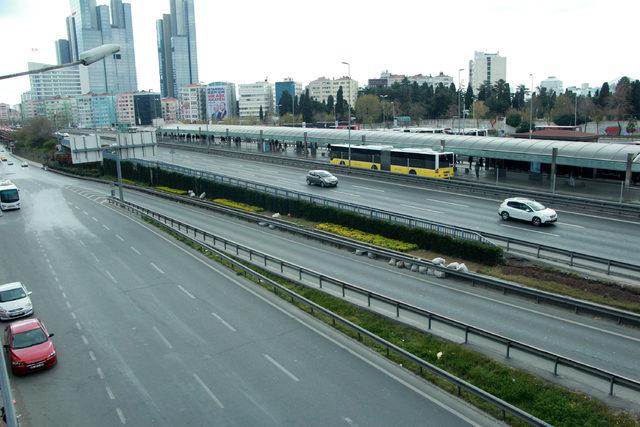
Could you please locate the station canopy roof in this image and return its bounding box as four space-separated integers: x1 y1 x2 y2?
160 124 640 171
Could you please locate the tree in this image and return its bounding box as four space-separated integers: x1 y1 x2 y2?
631 80 640 118
335 86 344 118
511 85 527 110
302 88 313 123
627 119 637 134
259 105 264 121
485 79 511 116
611 77 632 119
472 100 488 120
477 81 492 102
326 95 335 115
15 117 54 148
505 111 522 128
355 94 382 127
278 90 293 115
597 82 611 109
464 84 475 111
550 93 577 125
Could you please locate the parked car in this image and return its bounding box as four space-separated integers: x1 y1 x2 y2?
306 170 338 187
20 162 28 168
0 282 33 321
4 318 57 374
7 161 13 166
498 197 557 226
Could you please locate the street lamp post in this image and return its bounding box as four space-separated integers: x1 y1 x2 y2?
341 61 351 174
458 68 464 135
529 74 534 139
574 93 578 128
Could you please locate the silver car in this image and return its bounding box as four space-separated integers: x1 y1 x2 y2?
306 170 338 187
0 282 33 320
498 197 557 226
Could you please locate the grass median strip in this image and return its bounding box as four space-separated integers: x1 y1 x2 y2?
138 212 638 427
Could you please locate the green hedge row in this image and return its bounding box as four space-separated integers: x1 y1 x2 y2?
100 159 504 265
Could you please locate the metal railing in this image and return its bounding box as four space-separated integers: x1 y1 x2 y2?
158 140 640 218
111 197 640 406
132 158 640 282
109 197 550 425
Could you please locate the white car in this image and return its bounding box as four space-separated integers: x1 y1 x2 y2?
0 282 34 321
21 162 28 168
498 197 557 226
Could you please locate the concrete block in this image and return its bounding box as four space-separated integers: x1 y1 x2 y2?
410 264 419 272
389 258 396 266
367 252 376 259
396 261 404 268
418 266 428 274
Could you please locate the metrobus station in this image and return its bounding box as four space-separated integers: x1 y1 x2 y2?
158 124 640 201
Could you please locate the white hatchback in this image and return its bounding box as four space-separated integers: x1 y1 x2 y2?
498 198 557 226
0 282 34 321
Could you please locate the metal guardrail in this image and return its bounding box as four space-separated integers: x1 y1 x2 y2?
132 157 640 282
158 140 640 218
111 197 640 406
109 197 550 426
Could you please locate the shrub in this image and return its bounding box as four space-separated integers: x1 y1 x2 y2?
317 223 418 252
213 198 264 212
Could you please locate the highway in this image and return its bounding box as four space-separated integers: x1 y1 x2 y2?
0 161 497 426
153 146 640 265
61 177 640 387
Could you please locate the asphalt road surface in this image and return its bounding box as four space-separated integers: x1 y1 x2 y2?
0 161 498 426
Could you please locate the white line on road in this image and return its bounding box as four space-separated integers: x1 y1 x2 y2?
153 326 173 349
91 216 98 222
83 211 88 216
115 234 125 242
62 292 67 299
91 252 100 263
177 285 196 299
558 222 585 229
130 246 141 255
78 239 86 247
401 204 444 214
423 198 469 208
150 262 165 274
89 351 96 361
76 322 82 331
335 191 361 198
97 367 105 379
105 270 118 283
353 185 385 193
81 335 88 345
116 408 126 424
106 386 115 400
54 277 59 283
66 301 72 309
499 224 560 237
102 224 110 231
263 354 299 382
71 312 76 320
193 373 224 409
211 312 237 332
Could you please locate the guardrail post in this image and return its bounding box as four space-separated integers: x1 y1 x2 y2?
367 293 371 307
606 260 611 275
609 376 615 396
464 326 469 343
236 245 239 255
299 269 302 280
280 261 283 273
553 357 559 375
396 303 400 318
264 255 267 267
536 245 541 258
428 314 432 330
249 250 252 261
569 253 574 266
506 341 511 358
342 284 345 297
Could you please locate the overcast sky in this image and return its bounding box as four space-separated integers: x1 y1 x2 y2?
0 0 637 106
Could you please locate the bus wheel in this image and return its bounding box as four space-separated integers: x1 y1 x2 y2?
340 161 346 166
409 170 417 175
371 165 378 170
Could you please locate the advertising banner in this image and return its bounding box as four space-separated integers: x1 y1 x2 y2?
206 85 229 121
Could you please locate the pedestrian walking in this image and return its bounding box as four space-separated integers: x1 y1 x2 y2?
475 161 480 179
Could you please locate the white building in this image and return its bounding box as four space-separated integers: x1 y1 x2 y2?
565 83 598 97
468 51 507 93
540 76 563 95
178 84 207 122
116 92 135 125
238 81 273 118
376 70 454 88
161 98 179 122
28 62 81 100
307 76 358 108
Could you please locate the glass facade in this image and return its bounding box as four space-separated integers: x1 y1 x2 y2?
133 93 162 125
275 81 296 115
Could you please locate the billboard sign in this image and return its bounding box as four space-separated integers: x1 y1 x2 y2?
206 85 230 121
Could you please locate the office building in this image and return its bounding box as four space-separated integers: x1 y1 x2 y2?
161 98 179 122
307 76 358 108
133 92 162 125
66 0 138 94
156 0 199 98
205 82 237 121
116 92 135 125
370 71 454 89
468 51 507 93
74 93 116 128
275 78 302 115
55 39 71 65
238 82 273 118
28 62 81 100
178 84 206 122
540 76 563 95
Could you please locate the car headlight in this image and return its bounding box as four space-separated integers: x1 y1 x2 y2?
11 361 25 367
0 308 8 314
48 350 56 358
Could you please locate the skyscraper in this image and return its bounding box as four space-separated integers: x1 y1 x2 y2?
156 0 199 98
55 39 71 65
468 51 506 94
66 0 138 94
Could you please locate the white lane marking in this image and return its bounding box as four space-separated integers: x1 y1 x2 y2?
89 351 96 361
91 216 98 222
211 312 237 332
105 270 118 283
97 367 105 379
193 373 224 409
353 185 385 193
153 326 173 349
116 408 126 424
71 312 76 320
96 200 541 423
58 285 63 291
83 211 89 216
106 386 115 400
343 417 358 426
558 222 585 229
150 262 165 274
263 354 299 382
130 246 141 255
62 293 67 299
177 285 196 299
76 322 82 331
499 223 560 237
91 252 100 263
69 229 77 236
103 224 111 231
423 198 469 208
54 276 59 283
78 239 86 247
81 335 88 345
66 301 72 309
115 234 125 242
334 191 361 198
401 204 444 214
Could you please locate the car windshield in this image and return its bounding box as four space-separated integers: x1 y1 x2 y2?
12 328 47 349
529 201 546 211
0 189 19 203
0 288 26 302
317 171 332 177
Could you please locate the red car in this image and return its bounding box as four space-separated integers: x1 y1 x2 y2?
4 318 57 375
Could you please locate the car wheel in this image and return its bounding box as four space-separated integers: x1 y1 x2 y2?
306 179 311 185
500 211 510 221
532 217 541 226
320 181 326 188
